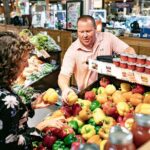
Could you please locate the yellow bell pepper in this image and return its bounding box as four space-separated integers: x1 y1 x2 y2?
124 118 134 130
97 87 107 94
98 126 109 140
73 116 84 127
103 116 116 128
66 116 74 122
43 88 58 104
67 92 78 106
92 108 105 124
81 124 96 140
52 109 64 118
135 103 150 115
66 116 84 127
120 83 131 92
87 135 101 145
100 140 107 150
116 101 130 116
79 108 92 121
77 99 91 109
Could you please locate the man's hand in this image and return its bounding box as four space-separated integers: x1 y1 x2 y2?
44 116 66 128
62 87 75 104
124 47 136 54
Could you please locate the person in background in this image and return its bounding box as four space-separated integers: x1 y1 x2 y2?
58 15 135 103
130 20 140 33
0 32 64 150
95 19 102 32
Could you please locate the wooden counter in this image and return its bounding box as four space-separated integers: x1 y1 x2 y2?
119 36 150 56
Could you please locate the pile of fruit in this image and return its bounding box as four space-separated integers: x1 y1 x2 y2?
34 77 150 150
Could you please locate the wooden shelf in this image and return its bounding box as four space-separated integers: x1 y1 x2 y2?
119 36 150 56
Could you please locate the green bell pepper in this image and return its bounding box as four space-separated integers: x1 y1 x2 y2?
52 140 66 150
68 120 78 132
77 125 83 134
95 125 101 134
88 117 96 126
90 100 101 111
64 134 77 146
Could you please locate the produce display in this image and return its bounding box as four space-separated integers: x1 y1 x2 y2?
19 29 33 39
13 85 39 104
30 33 60 52
19 29 60 52
15 56 58 86
13 86 59 108
17 29 150 149
15 29 61 90
32 77 150 150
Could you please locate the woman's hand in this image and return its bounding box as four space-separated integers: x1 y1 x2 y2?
36 116 66 131
44 116 65 128
32 93 49 109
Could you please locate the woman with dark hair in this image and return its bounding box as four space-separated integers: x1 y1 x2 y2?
0 32 64 149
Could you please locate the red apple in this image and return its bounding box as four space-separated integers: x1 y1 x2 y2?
84 91 96 101
99 77 110 88
42 134 57 148
72 103 82 116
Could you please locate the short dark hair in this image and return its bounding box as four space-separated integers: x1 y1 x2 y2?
77 15 96 28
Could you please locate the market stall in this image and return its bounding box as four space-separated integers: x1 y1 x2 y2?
26 54 150 150
4 26 149 150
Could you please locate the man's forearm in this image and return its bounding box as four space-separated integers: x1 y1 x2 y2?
58 73 70 91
